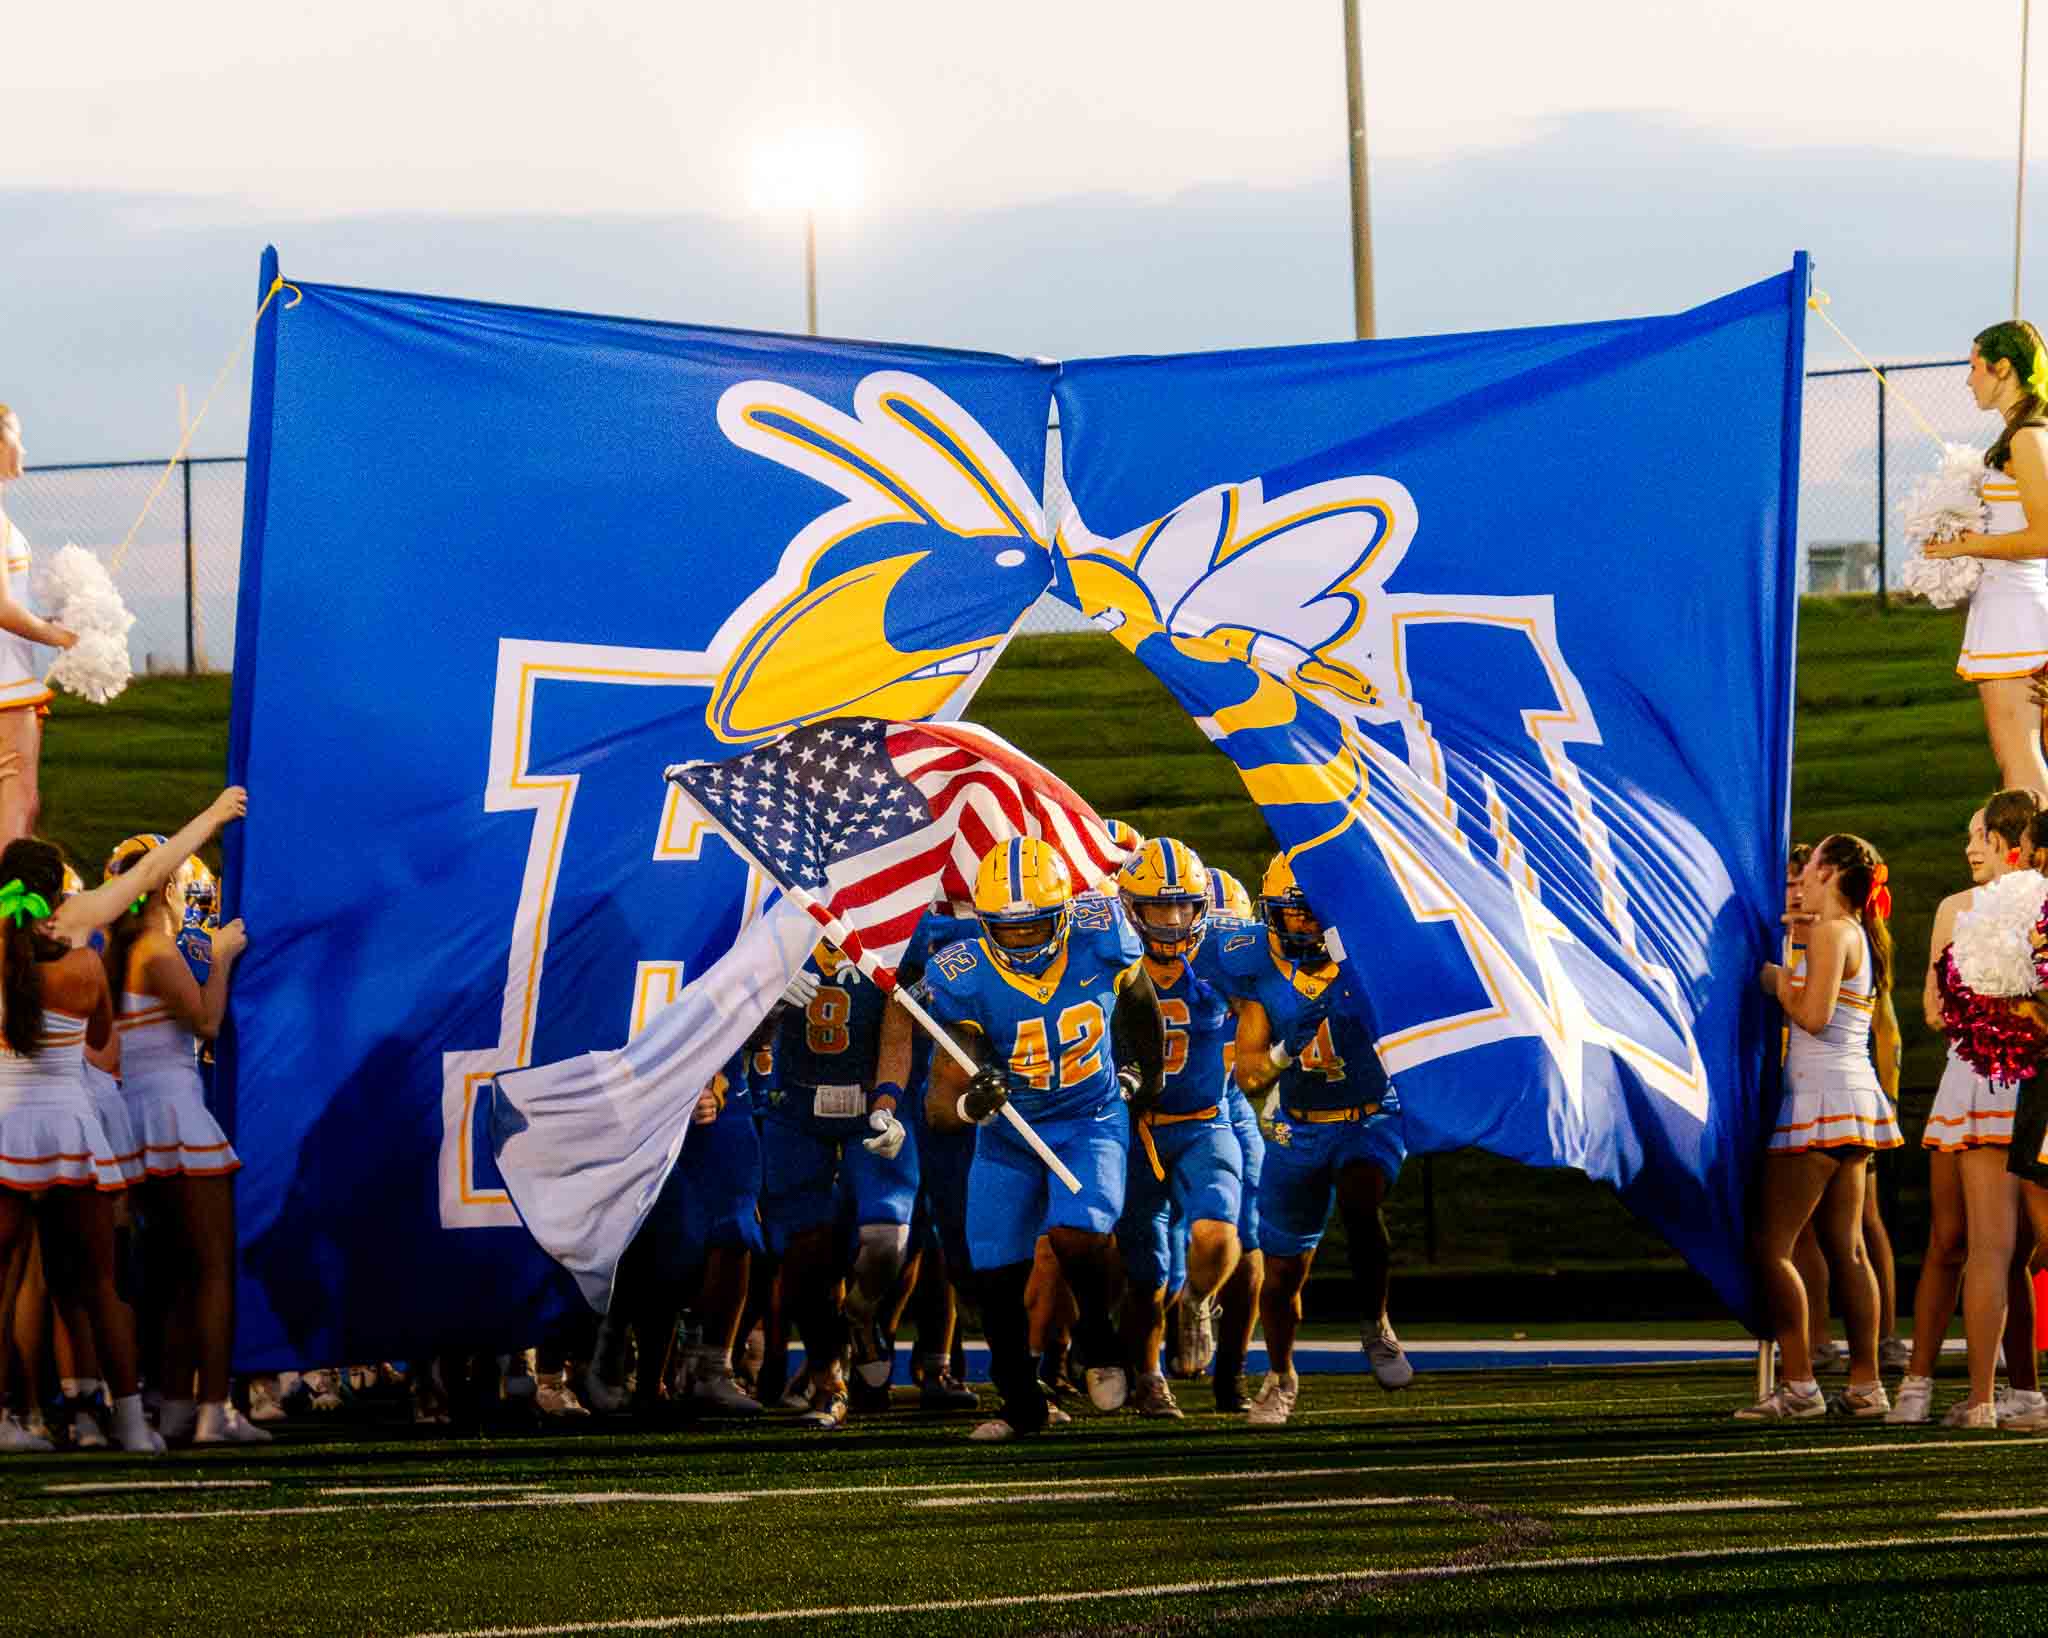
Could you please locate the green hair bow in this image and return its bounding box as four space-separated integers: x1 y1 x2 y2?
0 879 52 928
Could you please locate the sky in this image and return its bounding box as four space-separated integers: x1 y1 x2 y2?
1 0 2042 458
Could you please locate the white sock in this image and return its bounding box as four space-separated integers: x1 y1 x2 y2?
112 1394 151 1443
1788 1377 1820 1397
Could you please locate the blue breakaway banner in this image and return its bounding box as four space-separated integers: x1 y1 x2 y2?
1051 262 1807 1321
226 251 1056 1366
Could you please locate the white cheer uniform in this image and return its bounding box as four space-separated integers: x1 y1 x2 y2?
1923 1046 2019 1151
118 993 238 1177
0 1006 124 1192
1769 931 1902 1154
0 516 50 712
83 1060 144 1183
1958 450 2048 680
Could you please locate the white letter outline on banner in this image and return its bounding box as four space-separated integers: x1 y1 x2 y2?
439 638 768 1229
1058 474 1708 1125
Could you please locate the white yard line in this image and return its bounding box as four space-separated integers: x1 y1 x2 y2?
315 1484 556 1497
1567 1497 1793 1517
1291 1392 1706 1419
1227 1495 1454 1513
38 1479 271 1495
912 1490 1123 1508
1939 1506 2048 1520
399 1528 2048 1637
1 1492 753 1528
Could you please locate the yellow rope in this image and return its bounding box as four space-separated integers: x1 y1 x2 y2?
1805 292 1949 453
108 274 301 576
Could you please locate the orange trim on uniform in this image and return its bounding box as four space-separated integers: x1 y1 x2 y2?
1135 1104 1221 1182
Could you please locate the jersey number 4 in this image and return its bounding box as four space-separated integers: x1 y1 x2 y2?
1009 1001 1106 1092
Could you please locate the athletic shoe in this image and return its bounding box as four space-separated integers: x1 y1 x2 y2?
1364 1323 1414 1391
534 1378 590 1419
686 1371 763 1418
968 1404 1071 1443
304 1370 344 1413
919 1373 980 1411
247 1378 288 1424
1830 1380 1891 1419
1213 1375 1251 1414
848 1319 895 1391
1247 1370 1299 1427
1176 1298 1215 1380
1085 1366 1128 1412
0 1412 52 1453
194 1403 273 1445
579 1367 629 1415
1809 1340 1848 1373
24 1410 52 1447
2003 1403 2048 1432
67 1396 108 1451
779 1368 813 1412
1132 1372 1184 1420
1996 1387 2047 1425
1878 1335 1912 1373
1885 1375 1935 1424
797 1381 849 1431
1942 1398 1999 1429
110 1397 165 1456
1734 1382 1825 1420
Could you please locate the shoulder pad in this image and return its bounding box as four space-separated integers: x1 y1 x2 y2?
928 939 981 985
1068 894 1118 933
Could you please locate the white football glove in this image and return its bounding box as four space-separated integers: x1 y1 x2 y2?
781 969 820 1009
862 1106 907 1160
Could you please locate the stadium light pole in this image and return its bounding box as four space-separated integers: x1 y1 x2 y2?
1343 0 1376 339
2019 0 2034 319
752 130 863 337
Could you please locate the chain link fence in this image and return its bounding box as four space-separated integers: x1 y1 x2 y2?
4 367 1968 668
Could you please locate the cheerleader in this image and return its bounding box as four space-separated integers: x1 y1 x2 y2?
1922 322 2048 797
101 831 261 1445
0 406 79 844
1892 794 2041 1426
1741 833 1902 1420
0 839 161 1453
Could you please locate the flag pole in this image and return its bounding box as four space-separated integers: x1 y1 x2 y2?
664 772 1084 1193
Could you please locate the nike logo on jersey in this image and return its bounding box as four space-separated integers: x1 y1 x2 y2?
1080 976 1099 987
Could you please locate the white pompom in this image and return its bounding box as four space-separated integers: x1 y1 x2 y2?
1951 868 2048 996
1896 443 1987 609
30 544 135 705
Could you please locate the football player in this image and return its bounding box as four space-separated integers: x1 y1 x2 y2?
1204 863 1267 1411
756 939 916 1430
1210 853 1412 1426
922 838 1165 1440
1114 837 1242 1418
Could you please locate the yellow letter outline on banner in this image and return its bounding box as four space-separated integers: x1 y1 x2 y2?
438 638 769 1231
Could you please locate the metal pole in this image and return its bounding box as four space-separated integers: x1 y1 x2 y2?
2019 0 2033 318
1876 375 1889 611
804 209 819 337
1342 0 1375 339
181 457 195 673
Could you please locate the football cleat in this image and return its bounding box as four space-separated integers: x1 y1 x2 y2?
1206 866 1253 921
534 1377 590 1419
1259 854 1329 963
1177 1295 1217 1378
579 1366 629 1415
848 1318 895 1391
1247 1370 1299 1427
1364 1323 1414 1391
919 1373 981 1411
688 1370 764 1418
1118 837 1211 959
972 838 1074 978
797 1381 850 1431
1085 1365 1128 1412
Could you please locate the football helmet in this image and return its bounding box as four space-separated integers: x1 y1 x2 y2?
972 837 1074 977
183 856 219 929
1103 818 1143 862
59 863 84 899
1207 866 1253 921
812 938 850 980
1260 853 1328 963
1117 836 1210 959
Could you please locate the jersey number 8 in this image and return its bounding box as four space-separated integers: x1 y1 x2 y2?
806 987 851 1054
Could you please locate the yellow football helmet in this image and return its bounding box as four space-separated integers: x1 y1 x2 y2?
973 837 1074 976
183 856 219 930
105 833 210 919
813 938 850 979
1260 852 1327 962
60 863 84 899
1103 818 1143 862
1118 836 1210 959
1207 866 1253 921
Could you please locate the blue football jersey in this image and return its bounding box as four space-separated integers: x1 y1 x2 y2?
177 922 213 986
768 953 889 1101
1145 952 1236 1116
920 894 1143 1121
1203 918 1393 1112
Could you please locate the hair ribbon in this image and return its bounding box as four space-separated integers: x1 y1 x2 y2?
1868 861 1892 922
0 879 51 927
2029 346 2048 401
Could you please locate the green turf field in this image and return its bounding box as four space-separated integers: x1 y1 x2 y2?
5 1365 2046 1634
27 596 1997 1281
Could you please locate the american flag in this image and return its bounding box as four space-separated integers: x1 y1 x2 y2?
666 718 1124 983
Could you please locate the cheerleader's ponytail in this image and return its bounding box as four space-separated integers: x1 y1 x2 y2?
1815 833 1900 1097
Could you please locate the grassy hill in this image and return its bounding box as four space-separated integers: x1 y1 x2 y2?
42 596 1984 1282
